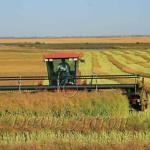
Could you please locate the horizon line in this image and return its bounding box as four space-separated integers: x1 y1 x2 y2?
0 35 150 39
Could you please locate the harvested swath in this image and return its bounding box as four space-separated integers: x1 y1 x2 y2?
102 52 150 76
98 52 125 74
111 51 136 64
112 50 148 63
133 52 150 62
111 52 150 75
91 51 102 74
136 62 150 68
90 51 124 84
82 51 119 84
105 51 150 74
79 51 92 76
96 51 136 84
101 52 135 74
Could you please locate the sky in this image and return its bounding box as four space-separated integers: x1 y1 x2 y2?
0 0 150 37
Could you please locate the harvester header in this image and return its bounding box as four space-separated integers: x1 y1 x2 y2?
0 52 148 111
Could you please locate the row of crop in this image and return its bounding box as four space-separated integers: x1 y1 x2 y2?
112 50 149 63
96 51 133 84
102 51 150 76
101 50 150 87
109 50 150 74
111 50 150 70
88 51 120 84
79 51 92 75
78 50 119 84
89 50 150 78
94 51 125 75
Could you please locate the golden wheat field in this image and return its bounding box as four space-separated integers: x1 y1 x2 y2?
0 39 150 149
0 36 150 44
0 44 149 86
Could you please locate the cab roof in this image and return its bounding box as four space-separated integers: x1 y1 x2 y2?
44 53 80 59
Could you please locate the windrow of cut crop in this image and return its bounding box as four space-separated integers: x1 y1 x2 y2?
111 50 148 64
79 51 92 75
129 51 150 68
91 51 102 75
102 51 150 77
89 51 119 84
98 51 126 75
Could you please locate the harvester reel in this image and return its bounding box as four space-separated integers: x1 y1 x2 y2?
0 74 148 111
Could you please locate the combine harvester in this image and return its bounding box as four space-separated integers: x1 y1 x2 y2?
0 53 149 111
